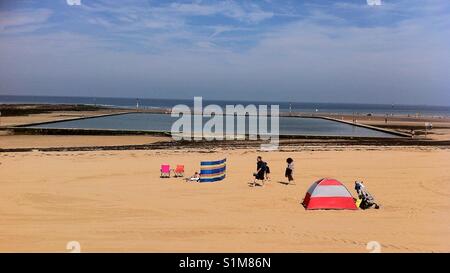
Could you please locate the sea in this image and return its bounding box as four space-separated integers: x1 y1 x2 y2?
1 95 450 117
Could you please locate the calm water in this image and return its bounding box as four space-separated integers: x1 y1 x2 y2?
30 113 399 138
1 95 450 116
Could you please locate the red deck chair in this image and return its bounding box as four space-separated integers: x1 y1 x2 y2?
174 165 185 177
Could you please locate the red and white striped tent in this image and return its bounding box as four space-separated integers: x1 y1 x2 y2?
302 178 357 210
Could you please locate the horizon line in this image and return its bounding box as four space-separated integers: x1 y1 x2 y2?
0 93 449 108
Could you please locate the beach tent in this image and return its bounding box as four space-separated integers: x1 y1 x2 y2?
199 158 226 183
302 178 357 210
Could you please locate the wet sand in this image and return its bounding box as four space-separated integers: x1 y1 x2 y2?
0 135 170 149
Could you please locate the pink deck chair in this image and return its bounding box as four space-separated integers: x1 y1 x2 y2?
160 164 170 178
174 165 185 177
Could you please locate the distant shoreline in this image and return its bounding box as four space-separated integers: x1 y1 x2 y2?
2 102 450 119
2 94 450 117
1 94 450 108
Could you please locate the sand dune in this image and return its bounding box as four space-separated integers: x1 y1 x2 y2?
0 147 449 252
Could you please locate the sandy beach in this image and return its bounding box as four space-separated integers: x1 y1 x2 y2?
1 146 449 253
0 105 125 127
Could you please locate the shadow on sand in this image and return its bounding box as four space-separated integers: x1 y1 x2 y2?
277 181 296 186
248 181 264 187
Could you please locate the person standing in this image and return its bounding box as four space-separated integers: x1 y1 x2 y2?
285 158 295 185
253 156 267 186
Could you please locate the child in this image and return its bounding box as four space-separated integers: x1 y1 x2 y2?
265 162 270 181
186 172 200 182
285 158 295 185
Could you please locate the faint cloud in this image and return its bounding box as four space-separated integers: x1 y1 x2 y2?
367 0 382 6
67 0 82 6
87 17 113 28
246 10 274 23
208 25 236 38
169 1 273 23
0 9 52 33
169 2 218 16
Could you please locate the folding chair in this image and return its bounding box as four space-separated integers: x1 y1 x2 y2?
174 164 185 177
160 164 171 178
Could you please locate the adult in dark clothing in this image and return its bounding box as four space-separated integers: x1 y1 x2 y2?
253 156 266 186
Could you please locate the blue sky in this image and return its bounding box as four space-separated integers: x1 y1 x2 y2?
0 0 449 105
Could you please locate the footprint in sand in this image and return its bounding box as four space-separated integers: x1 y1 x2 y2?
419 181 450 197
